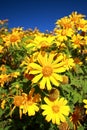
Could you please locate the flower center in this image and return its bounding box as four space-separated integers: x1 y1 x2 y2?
14 96 24 107
42 65 53 77
52 105 59 113
75 39 80 45
40 41 48 48
10 35 19 42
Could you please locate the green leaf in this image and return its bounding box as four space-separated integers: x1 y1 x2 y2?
78 125 84 130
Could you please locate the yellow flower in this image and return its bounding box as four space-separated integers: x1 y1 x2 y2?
55 16 73 29
69 11 85 23
63 56 75 70
26 35 56 50
76 19 87 32
20 100 39 116
54 29 74 42
29 53 66 90
83 99 87 114
71 34 85 48
2 27 24 47
20 88 40 117
41 97 70 125
11 88 40 118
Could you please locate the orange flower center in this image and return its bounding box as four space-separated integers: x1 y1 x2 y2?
63 23 71 29
42 66 53 77
10 34 19 42
14 96 24 107
40 41 48 47
75 39 80 45
52 105 59 113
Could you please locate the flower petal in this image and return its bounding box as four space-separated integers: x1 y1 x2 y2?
53 67 66 73
32 74 43 83
46 77 52 90
40 77 46 89
29 63 42 70
52 73 63 82
50 76 59 86
29 70 41 74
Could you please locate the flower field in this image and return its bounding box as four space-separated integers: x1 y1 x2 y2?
0 12 87 130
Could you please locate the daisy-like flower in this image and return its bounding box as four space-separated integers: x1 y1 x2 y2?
83 99 87 114
55 16 73 29
63 56 75 70
2 27 24 48
29 53 67 90
20 91 40 117
76 19 87 32
54 28 74 42
11 88 40 118
69 11 85 24
71 34 85 48
26 35 56 50
41 97 70 125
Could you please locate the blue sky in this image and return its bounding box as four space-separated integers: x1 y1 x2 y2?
0 0 87 32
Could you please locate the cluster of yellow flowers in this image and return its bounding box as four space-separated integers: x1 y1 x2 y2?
0 12 87 129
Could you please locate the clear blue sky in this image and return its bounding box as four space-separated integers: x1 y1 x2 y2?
0 0 87 32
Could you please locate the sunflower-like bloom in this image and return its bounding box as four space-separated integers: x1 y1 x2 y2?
26 35 56 50
83 99 87 114
2 27 24 48
76 19 87 32
69 11 85 24
63 55 75 70
41 97 70 125
29 53 67 90
54 29 74 42
55 16 73 29
11 88 40 118
20 92 40 117
71 34 85 48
